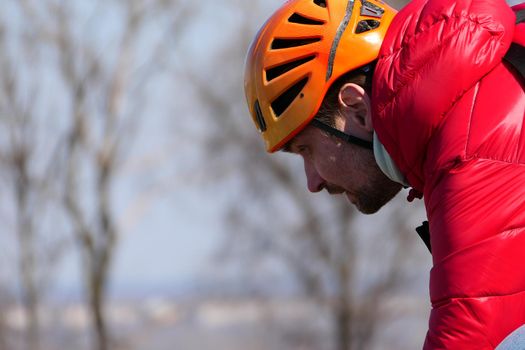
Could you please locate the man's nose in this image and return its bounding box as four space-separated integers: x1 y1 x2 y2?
304 160 324 193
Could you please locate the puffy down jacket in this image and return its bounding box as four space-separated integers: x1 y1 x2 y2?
372 0 525 348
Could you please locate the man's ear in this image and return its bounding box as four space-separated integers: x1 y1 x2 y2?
338 83 373 134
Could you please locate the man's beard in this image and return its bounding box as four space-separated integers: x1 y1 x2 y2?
351 152 402 214
353 182 400 214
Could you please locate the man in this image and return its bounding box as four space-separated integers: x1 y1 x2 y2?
244 0 525 348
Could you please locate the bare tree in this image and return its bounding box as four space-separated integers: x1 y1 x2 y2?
3 75 41 350
0 9 69 350
0 1 194 349
48 2 185 349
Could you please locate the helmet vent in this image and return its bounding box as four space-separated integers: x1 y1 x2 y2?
288 13 324 25
360 1 385 18
254 100 267 132
271 76 309 117
266 55 316 82
313 0 327 8
355 20 380 34
271 37 321 50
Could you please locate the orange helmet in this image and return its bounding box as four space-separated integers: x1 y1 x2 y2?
244 0 397 152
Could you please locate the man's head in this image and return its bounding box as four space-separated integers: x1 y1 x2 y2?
284 69 402 213
244 0 400 213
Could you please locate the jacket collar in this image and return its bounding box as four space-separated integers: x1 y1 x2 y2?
373 132 410 187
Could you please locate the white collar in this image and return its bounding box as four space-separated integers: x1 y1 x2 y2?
373 132 410 187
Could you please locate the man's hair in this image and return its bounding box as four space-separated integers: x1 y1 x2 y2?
315 63 375 127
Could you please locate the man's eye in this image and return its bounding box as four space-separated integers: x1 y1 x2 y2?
296 145 309 154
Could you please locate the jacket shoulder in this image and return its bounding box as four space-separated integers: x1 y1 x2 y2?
372 0 516 190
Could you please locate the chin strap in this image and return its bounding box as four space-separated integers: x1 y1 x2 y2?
503 9 525 80
416 221 432 253
505 43 525 79
310 119 374 150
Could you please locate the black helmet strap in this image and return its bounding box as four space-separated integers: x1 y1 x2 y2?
310 118 373 150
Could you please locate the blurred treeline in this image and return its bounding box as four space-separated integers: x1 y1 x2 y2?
0 0 431 350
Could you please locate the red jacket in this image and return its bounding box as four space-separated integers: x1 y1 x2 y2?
372 0 525 348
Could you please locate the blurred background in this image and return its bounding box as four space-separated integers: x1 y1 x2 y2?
0 0 440 349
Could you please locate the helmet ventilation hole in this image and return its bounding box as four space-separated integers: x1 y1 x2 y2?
271 77 309 117
265 54 316 82
271 37 322 50
360 1 385 18
288 13 324 25
313 0 327 8
254 100 267 132
355 20 380 34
